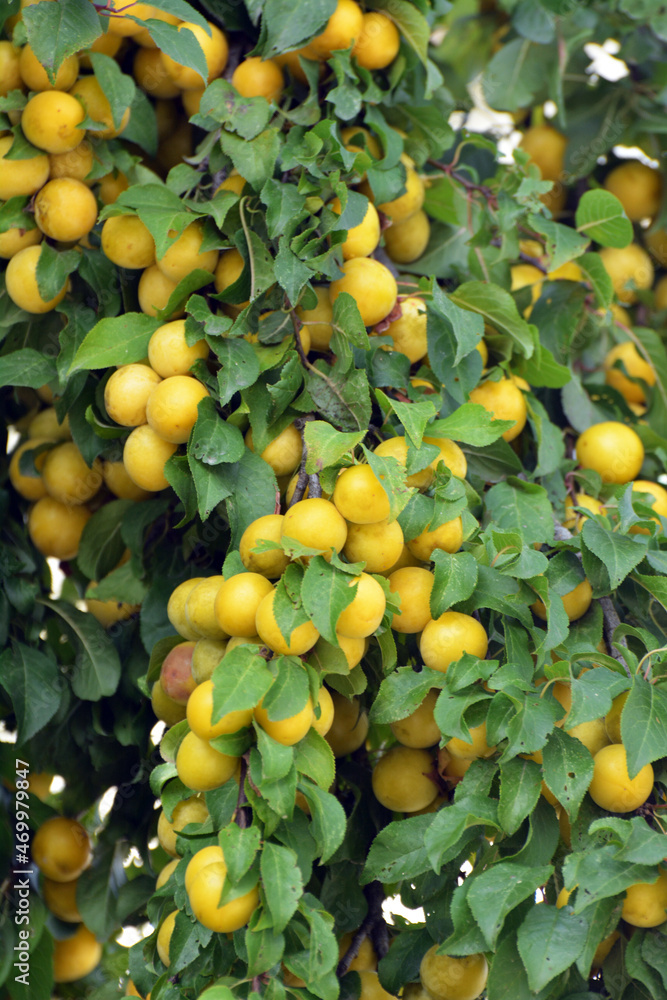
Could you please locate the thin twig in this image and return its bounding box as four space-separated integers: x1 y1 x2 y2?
289 415 321 506
233 755 249 828
336 881 388 977
291 311 362 429
239 199 255 300
598 596 632 679
427 158 497 205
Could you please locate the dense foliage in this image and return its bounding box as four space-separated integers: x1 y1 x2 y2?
2 1 667 999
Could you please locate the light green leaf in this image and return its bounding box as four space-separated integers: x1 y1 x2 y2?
575 190 633 248
23 0 101 81
261 842 303 933
70 313 160 372
427 404 515 446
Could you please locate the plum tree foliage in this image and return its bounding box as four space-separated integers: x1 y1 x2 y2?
3 1 667 999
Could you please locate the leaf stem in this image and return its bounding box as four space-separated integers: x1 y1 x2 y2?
239 199 256 301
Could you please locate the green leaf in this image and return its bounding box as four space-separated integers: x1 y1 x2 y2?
578 252 614 307
261 842 304 933
70 313 160 372
40 599 121 700
362 444 414 521
0 643 62 742
370 666 445 724
485 934 553 1000
109 183 194 258
218 823 261 884
224 448 280 550
581 518 645 595
0 348 57 389
143 20 209 85
294 728 335 790
542 727 594 820
450 281 534 356
498 757 542 835
482 37 551 111
484 478 555 547
301 557 357 645
219 128 282 191
187 452 234 521
77 500 132 582
430 550 478 618
0 196 36 235
621 676 667 778
426 403 515 446
275 237 313 304
377 392 437 450
246 926 285 978
305 360 372 433
575 190 633 248
85 562 147 606
588 816 667 865
211 646 274 718
424 794 500 870
566 668 629 730
195 79 272 140
215 337 261 407
367 0 429 63
303 421 364 474
331 291 369 350
261 0 336 57
298 783 346 863
528 215 589 270
23 0 101 81
261 657 310 721
467 863 553 950
190 398 245 465
90 52 135 130
517 903 589 993
564 845 656 911
362 815 434 884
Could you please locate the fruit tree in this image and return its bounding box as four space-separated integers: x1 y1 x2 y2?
3 1 667 999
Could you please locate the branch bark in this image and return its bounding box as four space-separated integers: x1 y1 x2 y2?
336 881 389 978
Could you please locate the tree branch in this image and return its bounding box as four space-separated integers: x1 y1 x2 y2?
598 595 632 679
289 415 320 506
336 881 388 978
233 755 250 828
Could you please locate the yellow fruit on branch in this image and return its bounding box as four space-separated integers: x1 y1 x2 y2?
329 257 398 327
420 612 488 673
53 925 102 982
575 421 644 484
468 378 527 442
372 745 437 812
588 743 653 813
531 578 592 622
188 861 259 932
419 944 488 1000
599 244 654 304
32 816 91 883
603 340 656 404
603 161 662 222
